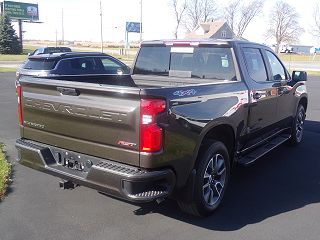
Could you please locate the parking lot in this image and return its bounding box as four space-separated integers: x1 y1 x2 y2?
0 72 319 240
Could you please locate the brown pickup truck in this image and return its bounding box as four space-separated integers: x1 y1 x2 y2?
16 40 308 216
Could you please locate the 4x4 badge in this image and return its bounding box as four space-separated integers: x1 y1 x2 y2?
173 89 196 97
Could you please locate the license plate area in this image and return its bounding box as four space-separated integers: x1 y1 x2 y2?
50 149 93 172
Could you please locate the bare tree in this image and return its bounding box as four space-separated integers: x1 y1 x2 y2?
184 0 218 32
265 1 304 53
224 0 264 38
236 0 264 37
170 0 187 39
312 3 320 39
224 0 240 33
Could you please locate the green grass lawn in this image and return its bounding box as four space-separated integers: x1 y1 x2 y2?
0 67 17 73
0 54 27 61
0 144 11 200
0 45 36 61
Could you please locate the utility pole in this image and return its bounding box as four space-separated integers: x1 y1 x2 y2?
100 0 104 53
61 8 64 44
18 19 23 52
140 0 143 42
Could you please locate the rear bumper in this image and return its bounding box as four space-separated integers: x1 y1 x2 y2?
15 138 175 202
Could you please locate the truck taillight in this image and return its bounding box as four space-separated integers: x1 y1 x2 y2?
16 85 23 126
140 99 166 153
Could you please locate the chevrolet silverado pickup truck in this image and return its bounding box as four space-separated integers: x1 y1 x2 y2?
16 39 308 216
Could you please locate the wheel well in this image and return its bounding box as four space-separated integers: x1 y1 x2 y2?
299 97 308 111
197 125 235 165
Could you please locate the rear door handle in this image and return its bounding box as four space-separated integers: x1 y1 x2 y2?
57 87 80 96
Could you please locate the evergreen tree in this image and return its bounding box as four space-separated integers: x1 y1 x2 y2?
0 14 21 54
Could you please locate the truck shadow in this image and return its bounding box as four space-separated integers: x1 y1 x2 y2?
133 120 320 231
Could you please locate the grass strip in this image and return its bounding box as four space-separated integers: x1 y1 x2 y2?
0 144 11 200
0 67 17 73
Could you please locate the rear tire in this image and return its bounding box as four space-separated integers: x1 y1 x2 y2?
178 141 230 217
288 104 306 146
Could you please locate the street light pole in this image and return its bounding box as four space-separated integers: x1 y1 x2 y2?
100 0 104 53
140 0 142 42
61 8 64 44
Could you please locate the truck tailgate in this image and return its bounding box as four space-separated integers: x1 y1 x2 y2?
20 78 141 166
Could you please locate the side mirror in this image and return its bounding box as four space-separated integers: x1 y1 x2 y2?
292 71 307 82
27 53 31 56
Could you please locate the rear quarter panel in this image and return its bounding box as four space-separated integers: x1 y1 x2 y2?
140 81 249 187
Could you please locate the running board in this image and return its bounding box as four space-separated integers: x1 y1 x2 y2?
237 134 291 166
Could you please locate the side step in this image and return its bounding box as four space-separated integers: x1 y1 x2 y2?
237 134 291 166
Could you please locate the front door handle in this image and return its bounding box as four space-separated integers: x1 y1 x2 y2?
279 87 290 95
253 92 262 100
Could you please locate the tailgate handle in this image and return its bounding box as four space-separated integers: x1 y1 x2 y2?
57 87 80 96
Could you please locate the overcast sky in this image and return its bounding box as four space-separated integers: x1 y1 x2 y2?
10 0 320 46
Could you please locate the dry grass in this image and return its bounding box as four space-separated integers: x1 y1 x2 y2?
279 53 320 62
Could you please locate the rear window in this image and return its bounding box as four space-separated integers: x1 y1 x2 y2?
43 47 71 54
134 46 237 81
23 59 56 70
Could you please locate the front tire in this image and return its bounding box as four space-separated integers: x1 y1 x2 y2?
288 104 306 146
178 141 231 217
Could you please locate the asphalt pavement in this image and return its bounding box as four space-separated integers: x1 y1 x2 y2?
0 73 320 240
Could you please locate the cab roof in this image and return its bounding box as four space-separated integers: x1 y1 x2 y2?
140 38 266 48
28 52 108 60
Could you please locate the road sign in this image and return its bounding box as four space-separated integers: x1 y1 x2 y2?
126 22 141 33
3 1 39 21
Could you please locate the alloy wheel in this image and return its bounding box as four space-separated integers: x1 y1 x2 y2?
202 154 227 206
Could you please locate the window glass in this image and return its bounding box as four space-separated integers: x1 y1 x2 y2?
134 46 170 75
58 57 103 74
243 48 268 82
266 51 287 80
101 58 121 68
100 58 129 74
32 49 41 55
69 58 98 74
57 57 129 75
23 59 56 70
134 46 236 81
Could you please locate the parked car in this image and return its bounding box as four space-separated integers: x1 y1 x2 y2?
16 39 308 217
17 52 132 86
28 47 72 56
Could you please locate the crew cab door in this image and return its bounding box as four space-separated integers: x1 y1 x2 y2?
241 46 280 145
263 49 294 128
